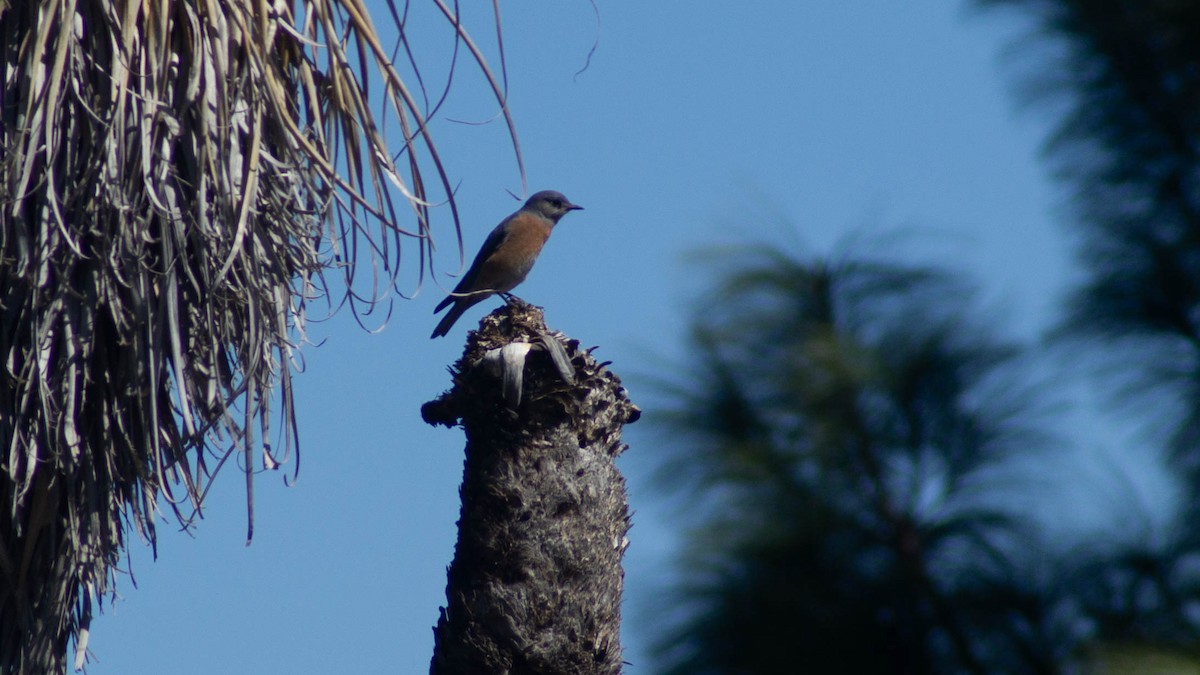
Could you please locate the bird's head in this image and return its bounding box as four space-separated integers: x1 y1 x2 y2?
525 190 583 222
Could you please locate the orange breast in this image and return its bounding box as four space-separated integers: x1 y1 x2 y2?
475 218 552 293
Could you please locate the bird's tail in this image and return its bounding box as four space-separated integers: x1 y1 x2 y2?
430 301 470 339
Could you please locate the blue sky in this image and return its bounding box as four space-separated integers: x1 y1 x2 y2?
80 2 1165 672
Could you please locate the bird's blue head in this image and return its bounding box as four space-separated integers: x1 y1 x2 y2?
525 190 583 222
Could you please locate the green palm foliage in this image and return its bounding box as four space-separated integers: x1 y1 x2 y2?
0 0 513 671
650 1 1200 670
977 0 1200 466
972 0 1200 657
653 244 1058 674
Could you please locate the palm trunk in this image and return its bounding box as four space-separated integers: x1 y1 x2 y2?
423 303 639 675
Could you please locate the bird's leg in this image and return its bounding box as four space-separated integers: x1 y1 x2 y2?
501 294 535 310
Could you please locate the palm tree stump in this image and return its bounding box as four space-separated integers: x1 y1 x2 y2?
422 301 639 675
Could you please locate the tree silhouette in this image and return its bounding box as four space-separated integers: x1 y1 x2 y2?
651 243 1061 674
975 0 1200 656
648 2 1200 671
977 0 1200 472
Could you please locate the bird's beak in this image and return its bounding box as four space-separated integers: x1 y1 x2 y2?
569 203 584 211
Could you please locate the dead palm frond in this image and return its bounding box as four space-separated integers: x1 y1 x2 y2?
0 0 519 671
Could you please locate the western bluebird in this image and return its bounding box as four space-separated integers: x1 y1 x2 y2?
431 190 583 339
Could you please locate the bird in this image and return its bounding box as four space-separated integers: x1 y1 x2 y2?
431 190 583 339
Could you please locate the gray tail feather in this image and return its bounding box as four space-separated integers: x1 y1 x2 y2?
430 302 468 339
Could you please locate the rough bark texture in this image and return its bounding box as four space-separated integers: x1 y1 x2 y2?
423 302 639 675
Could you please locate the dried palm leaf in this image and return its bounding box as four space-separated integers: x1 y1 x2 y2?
0 0 519 670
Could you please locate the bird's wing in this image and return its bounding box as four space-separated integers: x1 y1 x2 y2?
433 215 515 315
456 216 513 292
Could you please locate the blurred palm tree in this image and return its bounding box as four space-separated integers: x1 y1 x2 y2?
975 0 1200 473
650 1 1200 670
0 0 517 671
974 0 1200 655
651 242 1063 674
